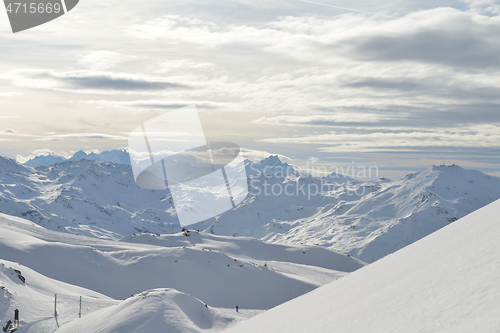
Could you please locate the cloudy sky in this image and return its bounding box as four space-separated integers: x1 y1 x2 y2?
1 0 499 178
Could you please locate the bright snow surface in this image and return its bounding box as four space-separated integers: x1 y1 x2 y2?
0 259 117 333
225 198 500 333
0 212 363 332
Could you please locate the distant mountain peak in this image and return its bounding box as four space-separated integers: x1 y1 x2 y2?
431 164 463 171
261 155 282 164
23 149 131 168
245 155 298 176
23 154 65 168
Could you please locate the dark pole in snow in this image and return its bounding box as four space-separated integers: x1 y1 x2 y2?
79 296 82 318
55 294 57 317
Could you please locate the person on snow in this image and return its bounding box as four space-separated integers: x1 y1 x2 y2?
236 305 239 313
14 309 19 326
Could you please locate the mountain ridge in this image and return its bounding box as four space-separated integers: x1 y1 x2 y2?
22 149 130 168
2 154 500 262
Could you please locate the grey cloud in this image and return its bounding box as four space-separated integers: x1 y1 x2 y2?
257 101 500 129
64 77 184 91
344 78 422 91
344 24 500 69
34 71 188 91
82 100 232 111
6 70 190 92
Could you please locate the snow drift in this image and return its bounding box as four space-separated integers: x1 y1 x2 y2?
56 289 245 333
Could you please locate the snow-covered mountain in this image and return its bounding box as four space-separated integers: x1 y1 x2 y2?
0 156 178 239
22 149 130 168
0 212 363 332
2 154 500 263
244 155 298 176
322 171 357 183
225 197 500 333
199 163 500 262
23 155 65 168
67 149 130 165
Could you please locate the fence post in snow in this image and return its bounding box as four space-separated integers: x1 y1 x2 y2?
54 294 57 317
79 296 82 318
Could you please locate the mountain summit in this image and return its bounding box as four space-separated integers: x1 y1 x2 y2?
245 155 298 176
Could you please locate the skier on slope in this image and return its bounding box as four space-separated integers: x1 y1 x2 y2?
236 305 239 313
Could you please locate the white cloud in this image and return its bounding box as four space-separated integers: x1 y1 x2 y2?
151 59 217 73
253 114 395 126
35 133 127 142
0 92 23 97
260 125 500 152
463 0 500 14
77 51 135 71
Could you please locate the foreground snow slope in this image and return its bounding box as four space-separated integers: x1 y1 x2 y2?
1 260 261 333
0 213 362 310
0 259 117 333
225 198 500 332
55 289 261 333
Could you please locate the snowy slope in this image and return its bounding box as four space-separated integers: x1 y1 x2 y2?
0 259 117 333
55 289 262 333
225 198 500 333
0 213 362 310
0 259 259 333
322 171 357 183
3 153 500 262
120 232 363 274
